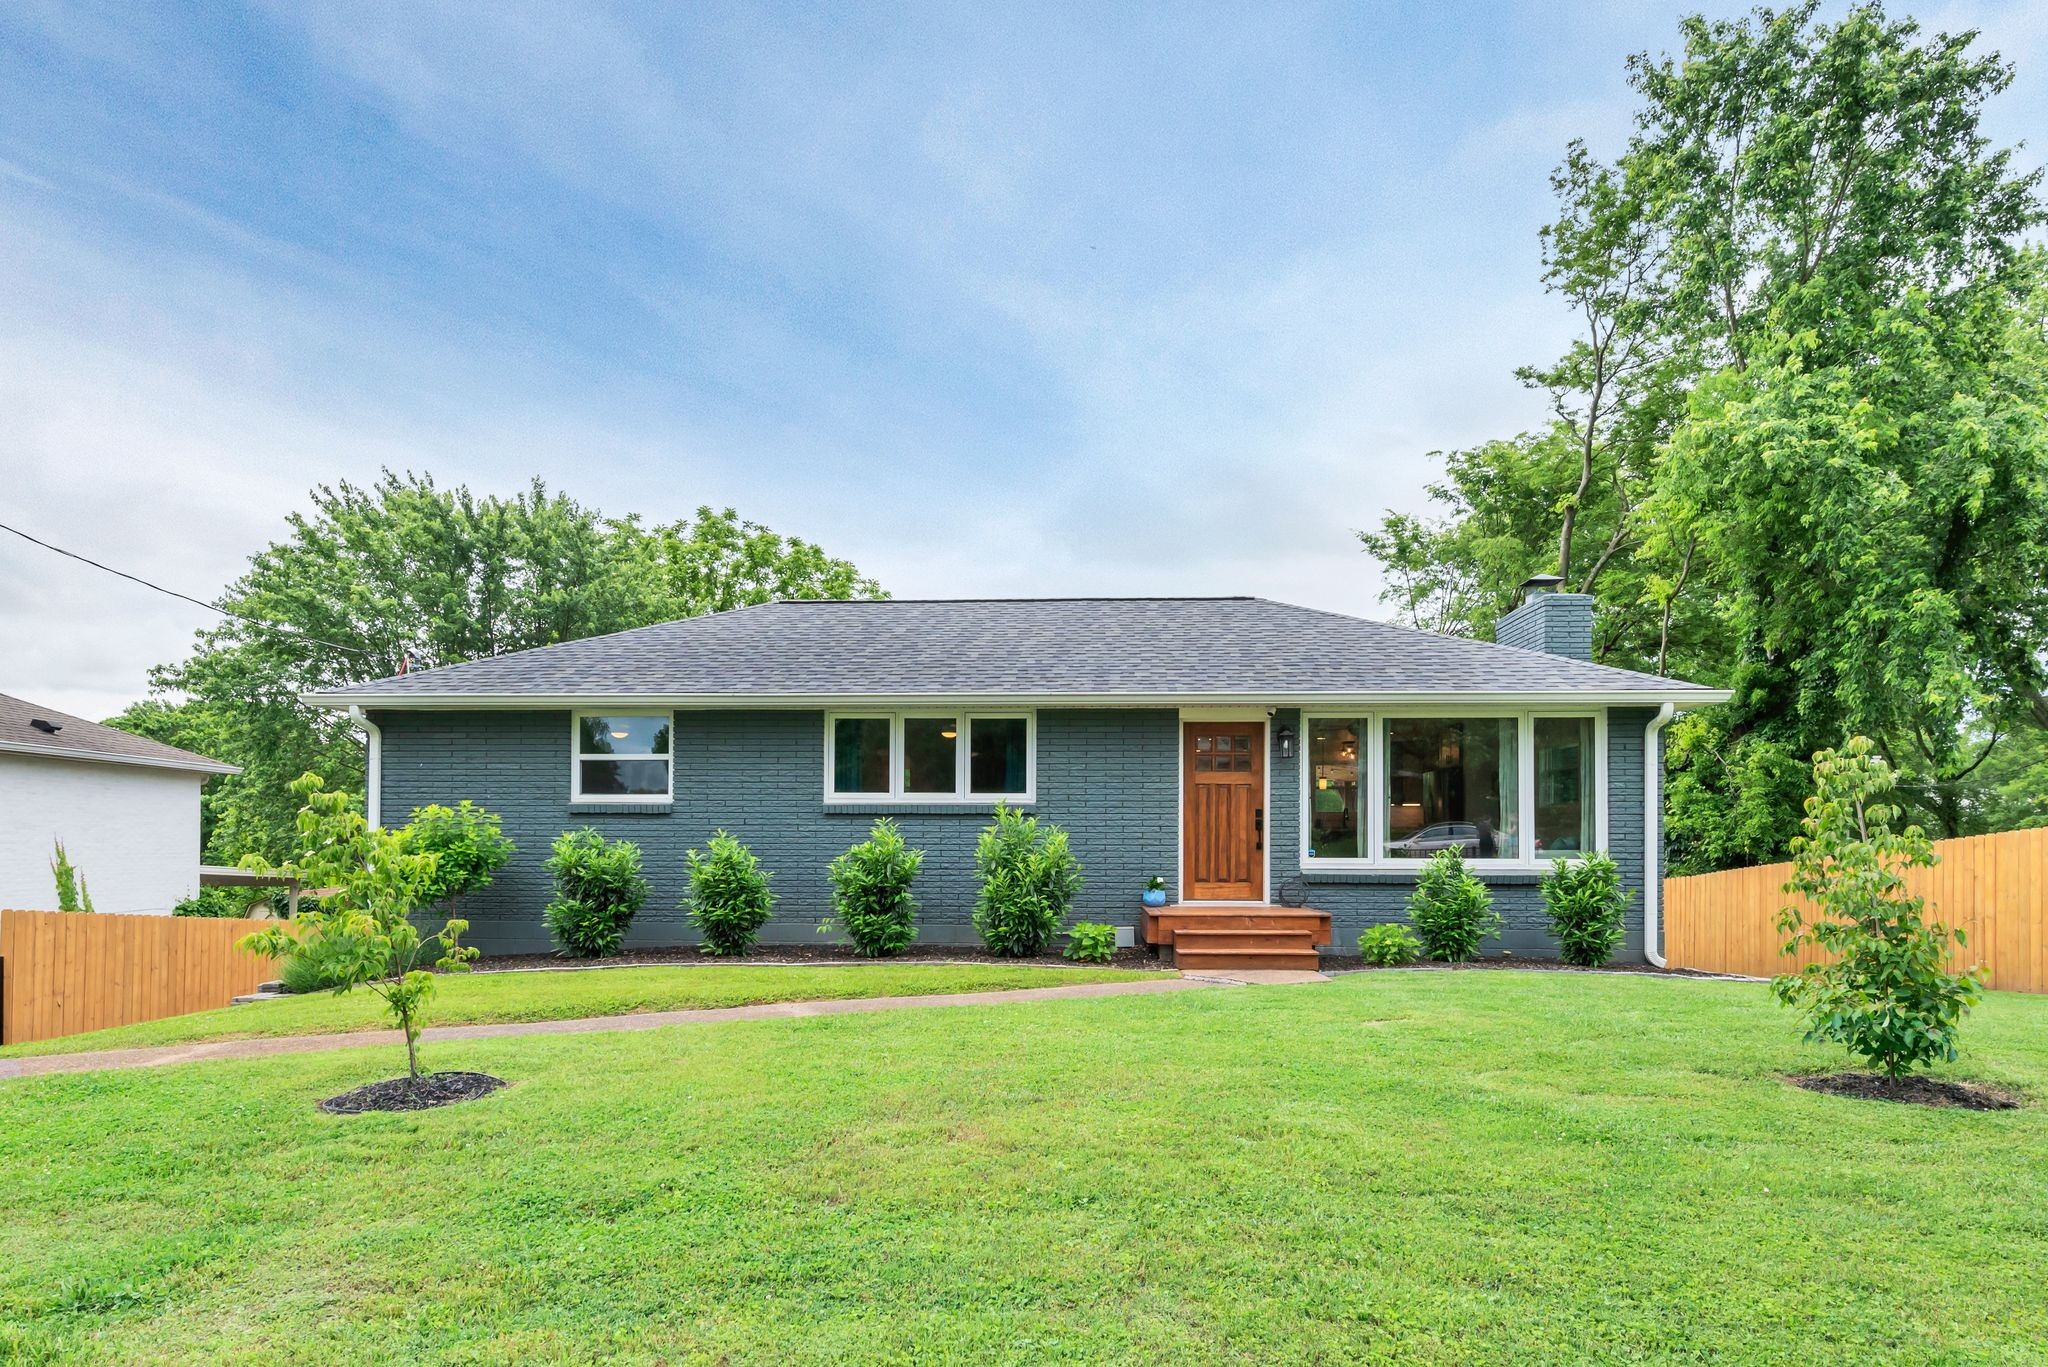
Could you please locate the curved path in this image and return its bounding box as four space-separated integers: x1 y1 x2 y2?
1 976 1224 1080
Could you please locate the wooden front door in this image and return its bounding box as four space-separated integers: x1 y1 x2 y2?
1183 722 1265 901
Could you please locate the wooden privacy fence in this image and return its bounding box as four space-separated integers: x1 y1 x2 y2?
0 908 279 1046
1664 826 2048 993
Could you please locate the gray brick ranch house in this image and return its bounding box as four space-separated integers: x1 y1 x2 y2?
305 592 1727 966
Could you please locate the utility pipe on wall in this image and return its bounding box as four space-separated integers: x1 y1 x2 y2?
1642 702 1676 967
348 705 383 830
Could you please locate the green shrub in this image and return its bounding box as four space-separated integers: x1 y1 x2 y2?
544 829 651 958
1063 921 1118 963
49 839 93 913
1773 738 1985 1079
278 947 349 994
174 886 262 918
1540 852 1631 967
404 801 515 906
1407 849 1500 962
973 803 1083 957
1358 923 1422 966
684 831 777 956
822 819 924 957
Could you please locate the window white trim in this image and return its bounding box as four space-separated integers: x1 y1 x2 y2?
823 710 1036 805
1299 708 1608 872
569 710 675 804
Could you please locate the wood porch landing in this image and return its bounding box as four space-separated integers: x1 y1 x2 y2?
1142 906 1332 971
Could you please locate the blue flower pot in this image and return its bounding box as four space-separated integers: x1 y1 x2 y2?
1141 889 1167 907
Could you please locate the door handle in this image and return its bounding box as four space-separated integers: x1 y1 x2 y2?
1255 807 1264 851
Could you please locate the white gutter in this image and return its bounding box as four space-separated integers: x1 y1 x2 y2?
0 739 240 776
348 705 383 829
1642 702 1676 967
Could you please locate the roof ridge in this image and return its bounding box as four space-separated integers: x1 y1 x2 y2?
770 595 1259 605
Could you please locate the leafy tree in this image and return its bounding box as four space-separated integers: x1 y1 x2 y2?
1773 738 1983 1080
405 802 516 909
1360 3 2048 862
108 471 884 864
239 774 478 1083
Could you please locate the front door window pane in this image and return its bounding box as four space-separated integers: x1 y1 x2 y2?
1535 717 1595 857
1307 718 1363 859
903 717 958 794
1384 718 1519 859
969 718 1028 794
833 717 891 794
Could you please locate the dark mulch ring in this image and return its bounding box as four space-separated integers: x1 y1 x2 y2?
320 1071 508 1116
1787 1071 2025 1111
474 944 1164 972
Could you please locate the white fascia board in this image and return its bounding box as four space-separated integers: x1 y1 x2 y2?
0 739 241 776
304 688 1733 712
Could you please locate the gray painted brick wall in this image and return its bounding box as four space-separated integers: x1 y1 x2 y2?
375 703 1657 962
374 707 1180 955
1494 594 1596 661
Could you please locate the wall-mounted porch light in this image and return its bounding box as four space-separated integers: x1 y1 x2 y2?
1275 724 1295 760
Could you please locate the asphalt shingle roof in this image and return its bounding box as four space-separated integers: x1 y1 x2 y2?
306 597 1723 705
0 693 239 774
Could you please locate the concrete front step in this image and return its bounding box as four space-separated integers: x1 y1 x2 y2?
1173 946 1324 971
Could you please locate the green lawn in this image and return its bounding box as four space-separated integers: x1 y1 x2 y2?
0 963 1160 1058
4 972 2045 1365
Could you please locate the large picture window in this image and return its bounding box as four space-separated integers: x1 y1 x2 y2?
1302 711 1602 868
826 712 1034 803
573 712 672 802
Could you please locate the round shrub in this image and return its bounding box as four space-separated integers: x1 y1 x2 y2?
1407 848 1501 962
544 828 651 958
685 831 777 956
1358 922 1422 966
1063 921 1118 964
404 801 515 907
973 803 1083 958
1541 851 1631 967
823 819 924 957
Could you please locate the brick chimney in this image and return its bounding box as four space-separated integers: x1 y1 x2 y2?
1495 574 1594 661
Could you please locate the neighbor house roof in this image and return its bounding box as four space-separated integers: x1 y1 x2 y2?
0 693 240 775
303 597 1728 709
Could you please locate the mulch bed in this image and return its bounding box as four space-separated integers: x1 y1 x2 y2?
1787 1072 2024 1111
473 944 1163 973
1319 955 1727 978
320 1071 507 1115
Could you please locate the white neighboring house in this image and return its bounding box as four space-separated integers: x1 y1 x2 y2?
0 692 238 915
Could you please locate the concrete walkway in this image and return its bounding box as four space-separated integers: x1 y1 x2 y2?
0 977 1216 1080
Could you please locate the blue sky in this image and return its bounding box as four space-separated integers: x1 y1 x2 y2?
4 1 2045 718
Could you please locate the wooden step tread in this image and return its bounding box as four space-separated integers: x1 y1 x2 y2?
1169 929 1320 950
1143 908 1333 948
1173 947 1323 971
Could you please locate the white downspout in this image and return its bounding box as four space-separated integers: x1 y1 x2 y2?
1643 702 1676 967
349 705 383 830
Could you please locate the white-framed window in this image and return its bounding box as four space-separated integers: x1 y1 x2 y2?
824 710 1034 803
1301 710 1605 870
571 711 673 803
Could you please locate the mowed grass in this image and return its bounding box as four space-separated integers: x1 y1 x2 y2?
0 963 1160 1058
4 972 2046 1365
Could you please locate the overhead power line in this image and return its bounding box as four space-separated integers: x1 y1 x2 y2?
0 518 375 658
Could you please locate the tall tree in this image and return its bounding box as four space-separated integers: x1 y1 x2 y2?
1360 2 2048 868
111 471 884 861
